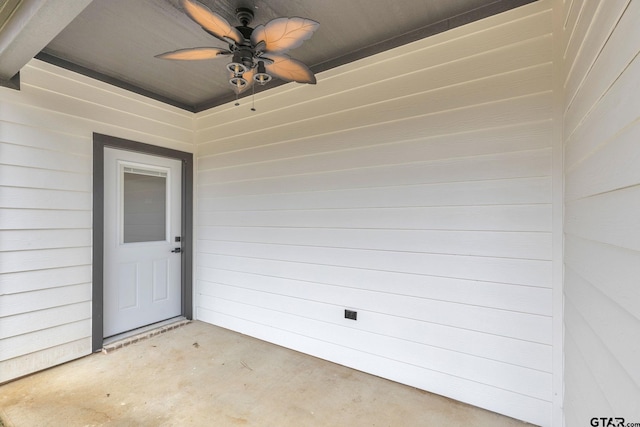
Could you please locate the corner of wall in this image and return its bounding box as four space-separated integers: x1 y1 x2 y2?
551 0 565 425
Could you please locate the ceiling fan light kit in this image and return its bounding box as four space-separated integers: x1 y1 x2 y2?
156 0 319 100
254 61 272 85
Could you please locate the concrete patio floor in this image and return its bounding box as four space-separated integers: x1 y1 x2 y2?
0 321 530 426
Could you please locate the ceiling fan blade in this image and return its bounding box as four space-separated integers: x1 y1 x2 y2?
181 0 244 45
263 54 316 84
251 17 319 54
155 47 231 60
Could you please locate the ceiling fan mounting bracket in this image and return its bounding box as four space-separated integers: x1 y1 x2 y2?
235 7 254 27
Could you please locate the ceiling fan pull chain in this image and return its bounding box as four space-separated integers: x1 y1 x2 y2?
251 84 256 112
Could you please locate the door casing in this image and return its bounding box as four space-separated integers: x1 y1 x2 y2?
92 133 193 351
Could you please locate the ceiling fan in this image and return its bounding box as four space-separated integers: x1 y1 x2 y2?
156 0 320 95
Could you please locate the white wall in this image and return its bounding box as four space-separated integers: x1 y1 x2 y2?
0 59 193 383
561 0 640 425
195 2 555 425
1 3 582 425
3 1 638 424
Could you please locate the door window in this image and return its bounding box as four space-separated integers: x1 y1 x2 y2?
122 166 168 243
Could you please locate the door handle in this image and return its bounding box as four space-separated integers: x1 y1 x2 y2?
171 247 182 253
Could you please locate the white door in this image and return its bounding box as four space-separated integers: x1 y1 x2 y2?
104 148 182 338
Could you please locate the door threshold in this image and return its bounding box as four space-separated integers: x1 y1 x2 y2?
102 317 190 353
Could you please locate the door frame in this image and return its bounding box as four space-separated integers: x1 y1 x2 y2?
92 133 193 351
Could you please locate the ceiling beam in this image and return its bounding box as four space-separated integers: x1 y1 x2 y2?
0 0 93 80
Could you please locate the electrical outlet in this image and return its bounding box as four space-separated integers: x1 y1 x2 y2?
344 309 357 320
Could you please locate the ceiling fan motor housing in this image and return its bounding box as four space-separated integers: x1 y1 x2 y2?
233 8 256 70
237 46 254 70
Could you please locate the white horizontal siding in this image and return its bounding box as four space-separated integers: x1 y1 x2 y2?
199 227 552 259
199 175 552 210
0 302 91 339
0 338 91 384
0 229 91 251
0 58 193 383
195 2 554 425
0 187 92 211
198 119 552 184
198 149 552 197
198 256 552 317
562 0 640 425
199 240 552 287
0 209 91 230
0 265 91 294
197 266 552 343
